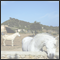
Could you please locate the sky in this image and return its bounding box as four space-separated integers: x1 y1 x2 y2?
1 1 59 27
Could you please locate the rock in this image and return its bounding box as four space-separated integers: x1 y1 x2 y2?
1 55 5 58
24 55 30 59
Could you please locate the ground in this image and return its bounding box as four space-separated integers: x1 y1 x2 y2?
1 33 59 59
1 33 33 51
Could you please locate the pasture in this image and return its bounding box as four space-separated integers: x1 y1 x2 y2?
1 33 59 59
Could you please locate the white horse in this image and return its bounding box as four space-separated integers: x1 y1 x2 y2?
22 33 58 59
22 37 33 51
2 32 20 46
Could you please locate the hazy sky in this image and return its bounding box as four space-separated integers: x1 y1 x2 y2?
1 1 59 27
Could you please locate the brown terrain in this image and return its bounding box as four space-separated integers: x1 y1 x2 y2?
1 33 59 59
1 33 33 51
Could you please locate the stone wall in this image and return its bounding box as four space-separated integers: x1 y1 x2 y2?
1 51 48 59
1 51 59 59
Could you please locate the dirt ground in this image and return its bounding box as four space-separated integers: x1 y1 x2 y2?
1 33 34 51
1 33 59 59
1 33 59 51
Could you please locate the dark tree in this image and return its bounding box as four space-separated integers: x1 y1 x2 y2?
30 21 42 35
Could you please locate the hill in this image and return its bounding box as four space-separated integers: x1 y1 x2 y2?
1 17 59 34
1 17 31 29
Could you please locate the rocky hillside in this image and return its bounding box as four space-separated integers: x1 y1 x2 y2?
1 17 59 34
